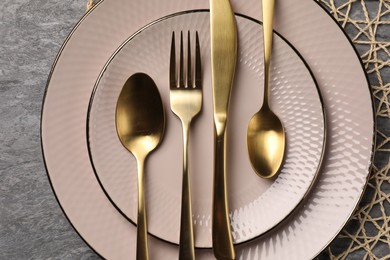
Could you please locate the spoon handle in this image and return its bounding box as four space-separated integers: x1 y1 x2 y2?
262 0 275 107
179 121 195 260
136 157 149 260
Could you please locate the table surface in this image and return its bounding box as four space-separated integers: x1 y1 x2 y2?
0 0 389 259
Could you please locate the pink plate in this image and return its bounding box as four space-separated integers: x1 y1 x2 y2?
41 0 374 259
87 11 325 248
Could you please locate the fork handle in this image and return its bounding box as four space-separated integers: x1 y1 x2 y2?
179 120 195 260
213 130 235 260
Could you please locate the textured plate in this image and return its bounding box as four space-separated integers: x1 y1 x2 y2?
41 0 374 259
87 12 325 248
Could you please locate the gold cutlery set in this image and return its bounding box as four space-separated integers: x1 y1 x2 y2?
115 0 284 259
41 0 375 257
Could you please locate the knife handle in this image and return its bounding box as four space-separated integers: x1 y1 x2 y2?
213 130 235 260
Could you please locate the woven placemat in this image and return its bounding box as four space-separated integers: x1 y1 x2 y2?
316 0 390 259
85 0 390 258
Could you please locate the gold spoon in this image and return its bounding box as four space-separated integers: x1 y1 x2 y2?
116 73 165 260
247 0 285 179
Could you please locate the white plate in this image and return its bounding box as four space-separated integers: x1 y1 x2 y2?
41 0 374 259
87 11 325 248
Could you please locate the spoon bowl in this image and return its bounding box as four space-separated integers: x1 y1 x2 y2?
247 106 285 178
116 72 165 260
116 73 165 157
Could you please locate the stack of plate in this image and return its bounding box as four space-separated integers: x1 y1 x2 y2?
41 0 374 259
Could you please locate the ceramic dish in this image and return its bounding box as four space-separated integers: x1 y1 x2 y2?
87 11 325 248
41 0 374 259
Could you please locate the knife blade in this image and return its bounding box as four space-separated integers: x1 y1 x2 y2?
210 0 237 259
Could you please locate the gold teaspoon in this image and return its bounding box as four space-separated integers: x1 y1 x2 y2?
247 0 285 179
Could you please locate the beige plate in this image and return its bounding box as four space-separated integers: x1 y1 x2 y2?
41 0 374 259
87 11 325 248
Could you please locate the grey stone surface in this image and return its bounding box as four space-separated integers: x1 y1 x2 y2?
0 0 388 259
0 0 100 259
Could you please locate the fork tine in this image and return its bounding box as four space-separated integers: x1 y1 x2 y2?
187 31 193 88
195 31 202 89
170 32 176 89
179 31 185 88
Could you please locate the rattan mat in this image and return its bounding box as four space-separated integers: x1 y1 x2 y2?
85 0 390 259
316 1 389 259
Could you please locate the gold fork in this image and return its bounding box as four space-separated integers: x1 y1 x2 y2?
169 31 202 260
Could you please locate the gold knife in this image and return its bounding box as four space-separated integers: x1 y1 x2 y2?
210 0 237 259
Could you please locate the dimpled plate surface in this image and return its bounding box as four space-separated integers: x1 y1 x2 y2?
41 0 374 259
88 12 325 247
